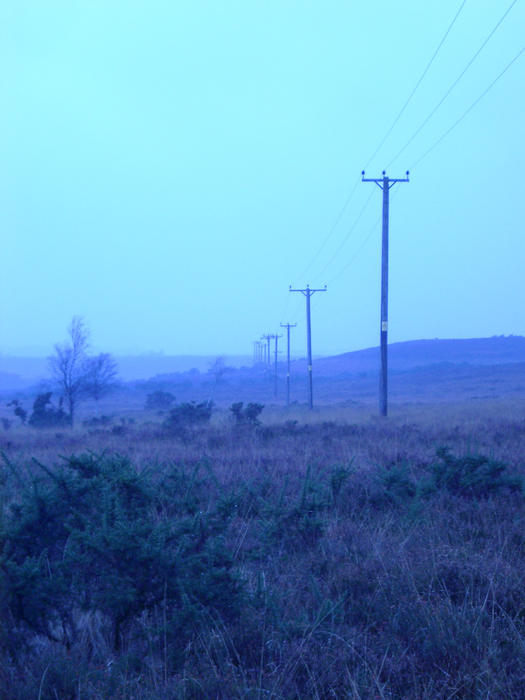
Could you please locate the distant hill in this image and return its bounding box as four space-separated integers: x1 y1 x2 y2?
2 337 524 397
293 336 525 376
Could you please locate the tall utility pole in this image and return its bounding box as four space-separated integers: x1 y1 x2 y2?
280 322 296 406
362 170 409 417
289 285 327 409
273 334 282 398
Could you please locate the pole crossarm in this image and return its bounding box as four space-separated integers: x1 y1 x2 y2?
362 170 410 189
289 285 327 296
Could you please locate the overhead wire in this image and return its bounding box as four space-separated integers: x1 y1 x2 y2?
324 40 524 317
296 0 468 292
410 45 525 170
310 189 376 285
326 188 401 288
294 174 361 284
387 0 520 169
276 1 521 342
364 0 467 171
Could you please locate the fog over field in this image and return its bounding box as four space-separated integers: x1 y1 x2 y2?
1 1 524 360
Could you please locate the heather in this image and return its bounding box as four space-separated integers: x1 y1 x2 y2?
1 400 525 698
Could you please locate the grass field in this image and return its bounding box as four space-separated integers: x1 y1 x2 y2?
1 399 525 698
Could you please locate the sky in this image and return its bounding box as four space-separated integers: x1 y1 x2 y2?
1 0 524 358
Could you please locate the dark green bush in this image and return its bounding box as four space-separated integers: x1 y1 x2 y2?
0 453 242 656
430 447 522 497
28 392 69 428
163 400 214 432
230 401 264 426
7 400 27 425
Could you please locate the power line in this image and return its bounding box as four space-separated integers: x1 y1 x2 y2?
295 2 469 288
410 45 525 170
364 0 467 170
326 215 380 287
387 0 520 169
310 189 376 284
290 2 468 296
294 175 361 283
326 188 402 286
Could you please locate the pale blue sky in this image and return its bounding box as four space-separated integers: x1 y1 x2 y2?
1 1 524 356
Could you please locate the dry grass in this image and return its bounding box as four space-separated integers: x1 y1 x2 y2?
1 399 525 698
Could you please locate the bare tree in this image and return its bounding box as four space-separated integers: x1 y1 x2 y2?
49 316 89 426
83 353 119 405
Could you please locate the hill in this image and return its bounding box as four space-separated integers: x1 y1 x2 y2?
295 335 525 376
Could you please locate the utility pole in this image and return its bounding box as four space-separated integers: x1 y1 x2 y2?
273 334 282 398
253 340 263 364
261 334 275 375
260 334 271 367
362 169 409 417
289 285 326 409
280 322 296 406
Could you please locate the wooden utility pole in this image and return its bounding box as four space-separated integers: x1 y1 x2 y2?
273 334 282 398
289 285 326 409
253 340 263 364
362 170 409 417
280 322 296 406
261 334 274 368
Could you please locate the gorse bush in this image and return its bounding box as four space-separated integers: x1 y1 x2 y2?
28 392 69 428
163 400 214 433
230 401 265 426
372 448 523 507
0 453 242 656
429 446 523 497
7 400 27 425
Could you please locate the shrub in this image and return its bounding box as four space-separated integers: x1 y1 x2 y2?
230 401 264 426
7 400 27 425
163 400 214 432
28 392 69 428
376 462 417 506
429 447 522 498
0 453 242 656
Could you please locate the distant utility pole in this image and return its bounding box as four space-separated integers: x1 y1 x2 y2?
362 169 409 417
253 340 263 364
273 334 282 398
280 323 297 406
261 334 275 370
289 285 327 410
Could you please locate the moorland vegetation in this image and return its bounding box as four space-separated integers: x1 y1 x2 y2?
1 399 525 698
